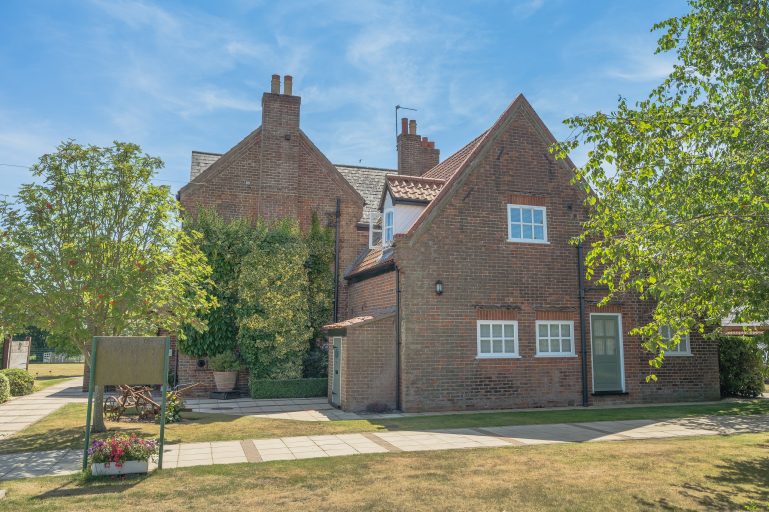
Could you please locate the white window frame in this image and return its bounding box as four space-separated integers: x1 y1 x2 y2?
383 208 394 246
368 211 382 249
507 204 548 243
535 320 576 357
660 325 692 356
476 320 520 359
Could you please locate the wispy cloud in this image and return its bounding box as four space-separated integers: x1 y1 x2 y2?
605 47 675 82
513 0 546 18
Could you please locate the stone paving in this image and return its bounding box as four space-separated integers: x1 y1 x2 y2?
2 413 768 480
0 378 87 439
185 396 363 421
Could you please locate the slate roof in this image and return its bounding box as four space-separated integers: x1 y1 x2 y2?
335 165 395 223
346 246 395 278
190 151 223 181
385 175 445 204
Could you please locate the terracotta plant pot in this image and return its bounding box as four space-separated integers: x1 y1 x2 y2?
213 371 237 392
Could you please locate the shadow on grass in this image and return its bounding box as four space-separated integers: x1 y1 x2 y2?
33 473 146 500
635 441 769 511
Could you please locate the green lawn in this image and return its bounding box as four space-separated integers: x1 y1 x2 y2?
26 363 83 393
1 433 768 511
2 399 768 455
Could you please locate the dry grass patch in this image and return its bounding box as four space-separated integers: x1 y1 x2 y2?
27 364 84 380
2 433 768 511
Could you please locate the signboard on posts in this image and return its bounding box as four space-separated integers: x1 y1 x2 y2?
2 337 31 370
82 336 170 471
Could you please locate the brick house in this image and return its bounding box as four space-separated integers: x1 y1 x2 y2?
179 74 719 408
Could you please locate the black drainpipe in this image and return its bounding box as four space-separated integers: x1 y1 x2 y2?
333 198 341 323
395 266 402 411
577 242 589 406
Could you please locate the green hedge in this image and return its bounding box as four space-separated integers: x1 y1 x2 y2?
0 368 34 396
718 336 766 398
0 373 10 403
249 377 327 399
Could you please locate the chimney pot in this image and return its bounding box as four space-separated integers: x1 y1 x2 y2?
401 117 408 135
284 75 293 95
270 74 280 94
409 119 417 135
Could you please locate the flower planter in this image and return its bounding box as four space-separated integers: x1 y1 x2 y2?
213 370 237 392
92 460 149 476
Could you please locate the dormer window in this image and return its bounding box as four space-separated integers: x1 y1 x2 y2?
383 209 394 246
368 211 382 249
508 204 547 243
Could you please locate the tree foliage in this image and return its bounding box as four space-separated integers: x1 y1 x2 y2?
180 209 261 357
0 141 215 429
554 0 769 367
237 219 312 379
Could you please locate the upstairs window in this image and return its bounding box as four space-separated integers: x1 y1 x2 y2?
660 325 691 356
508 204 547 243
383 209 394 246
368 211 382 249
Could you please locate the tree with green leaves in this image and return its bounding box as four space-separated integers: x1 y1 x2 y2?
180 208 262 358
237 219 312 379
554 0 769 370
303 212 334 377
0 141 215 431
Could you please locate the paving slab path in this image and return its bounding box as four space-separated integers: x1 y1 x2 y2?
0 378 87 440
1 413 768 481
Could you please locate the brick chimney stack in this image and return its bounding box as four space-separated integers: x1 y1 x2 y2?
397 117 439 176
260 74 301 217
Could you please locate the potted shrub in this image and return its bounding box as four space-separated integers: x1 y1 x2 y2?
208 351 240 392
89 434 158 476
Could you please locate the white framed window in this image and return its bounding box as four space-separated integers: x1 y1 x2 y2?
383 209 394 246
508 204 547 243
368 211 382 249
536 321 575 356
661 325 691 356
477 320 519 358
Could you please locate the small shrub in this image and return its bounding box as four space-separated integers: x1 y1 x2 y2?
719 335 766 398
0 373 10 403
157 391 184 424
208 351 241 372
0 368 35 396
249 377 327 399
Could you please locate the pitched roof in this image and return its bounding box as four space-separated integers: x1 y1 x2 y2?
422 130 488 181
190 151 222 181
405 94 575 240
384 175 445 205
346 246 395 278
336 165 395 223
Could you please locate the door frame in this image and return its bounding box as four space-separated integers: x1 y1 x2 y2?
331 336 342 406
589 313 626 393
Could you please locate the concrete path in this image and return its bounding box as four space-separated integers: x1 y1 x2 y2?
185 397 363 421
2 413 768 480
0 378 87 440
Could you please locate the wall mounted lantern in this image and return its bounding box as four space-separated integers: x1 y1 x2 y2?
435 280 444 295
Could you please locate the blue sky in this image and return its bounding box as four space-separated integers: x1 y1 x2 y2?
0 0 687 197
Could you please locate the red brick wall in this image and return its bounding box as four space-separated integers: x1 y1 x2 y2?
177 352 249 396
347 271 396 318
337 316 397 411
393 107 719 412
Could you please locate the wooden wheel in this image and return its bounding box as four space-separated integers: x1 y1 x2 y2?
104 396 121 421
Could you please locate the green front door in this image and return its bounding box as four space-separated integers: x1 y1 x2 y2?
331 337 341 406
591 315 624 392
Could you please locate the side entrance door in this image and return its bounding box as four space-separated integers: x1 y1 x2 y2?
590 314 624 393
331 337 341 406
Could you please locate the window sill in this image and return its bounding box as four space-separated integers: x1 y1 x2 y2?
665 353 692 357
535 354 577 358
506 239 550 245
592 391 628 396
476 355 522 360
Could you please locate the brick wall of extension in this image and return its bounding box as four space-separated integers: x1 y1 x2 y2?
390 106 719 412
